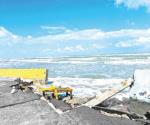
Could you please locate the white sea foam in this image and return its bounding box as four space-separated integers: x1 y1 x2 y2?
9 59 53 63
48 77 126 98
6 54 150 65
8 58 97 64
63 61 97 64
2 54 150 66
68 57 97 61
104 59 150 65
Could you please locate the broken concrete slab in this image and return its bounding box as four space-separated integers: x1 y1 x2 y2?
93 106 144 120
144 110 150 120
63 96 91 106
0 80 147 125
50 99 72 112
0 81 40 108
128 100 150 115
59 106 143 125
0 100 59 125
0 81 17 93
0 90 40 108
0 102 145 125
99 98 123 107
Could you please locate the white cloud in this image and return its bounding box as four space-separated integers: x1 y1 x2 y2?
137 36 150 43
115 0 150 12
56 48 61 52
0 27 8 37
41 26 73 34
0 26 21 45
63 47 74 52
60 45 86 52
32 28 105 43
0 27 18 39
41 26 67 30
1 26 150 47
92 44 105 49
115 40 138 48
1 26 150 57
27 35 32 39
75 45 86 51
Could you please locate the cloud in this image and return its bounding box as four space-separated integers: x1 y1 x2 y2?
0 27 19 39
0 27 21 46
1 26 150 57
115 0 150 12
41 26 73 34
115 40 138 48
92 44 105 49
63 47 74 52
41 26 67 30
58 45 87 52
75 45 87 51
36 28 104 43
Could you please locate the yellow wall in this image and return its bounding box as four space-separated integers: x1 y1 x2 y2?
0 68 48 84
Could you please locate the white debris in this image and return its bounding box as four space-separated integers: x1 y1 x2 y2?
10 86 17 94
130 69 150 103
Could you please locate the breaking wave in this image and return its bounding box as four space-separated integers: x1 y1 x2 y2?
0 53 150 79
49 77 126 98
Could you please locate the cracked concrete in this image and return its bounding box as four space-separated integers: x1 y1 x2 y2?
0 80 144 125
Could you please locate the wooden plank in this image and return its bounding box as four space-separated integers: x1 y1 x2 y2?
84 78 133 108
0 68 48 84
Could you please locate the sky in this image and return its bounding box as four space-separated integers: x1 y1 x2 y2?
0 0 150 58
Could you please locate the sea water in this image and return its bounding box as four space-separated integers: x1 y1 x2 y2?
1 53 150 98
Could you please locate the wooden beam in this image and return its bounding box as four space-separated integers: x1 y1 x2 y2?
84 78 133 108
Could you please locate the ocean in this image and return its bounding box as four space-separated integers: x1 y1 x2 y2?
1 53 150 98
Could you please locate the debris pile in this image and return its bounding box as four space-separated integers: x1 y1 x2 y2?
1 68 150 125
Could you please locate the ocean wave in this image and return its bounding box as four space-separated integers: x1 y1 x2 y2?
67 57 97 61
6 59 98 64
48 77 125 97
1 54 150 65
104 59 150 65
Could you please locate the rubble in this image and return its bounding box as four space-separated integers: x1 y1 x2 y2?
144 110 150 120
50 99 72 112
0 80 40 108
63 96 91 106
0 74 150 125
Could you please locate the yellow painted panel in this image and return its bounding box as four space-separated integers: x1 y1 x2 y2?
0 68 48 83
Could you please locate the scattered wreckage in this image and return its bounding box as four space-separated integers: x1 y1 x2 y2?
1 68 150 124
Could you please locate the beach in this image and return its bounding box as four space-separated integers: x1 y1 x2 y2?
0 54 150 124
1 0 150 124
